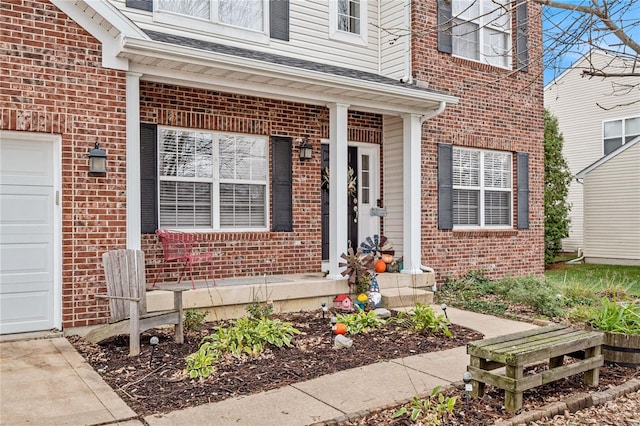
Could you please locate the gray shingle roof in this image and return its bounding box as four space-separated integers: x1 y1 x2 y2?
144 30 445 96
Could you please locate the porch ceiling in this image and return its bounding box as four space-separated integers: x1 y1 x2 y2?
119 34 459 116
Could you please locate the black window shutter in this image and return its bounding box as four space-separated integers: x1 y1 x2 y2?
126 0 152 12
515 1 529 72
271 136 293 231
437 0 453 54
140 123 158 233
517 152 529 229
438 143 453 230
270 0 290 41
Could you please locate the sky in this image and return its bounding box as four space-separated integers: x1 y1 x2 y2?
541 0 640 85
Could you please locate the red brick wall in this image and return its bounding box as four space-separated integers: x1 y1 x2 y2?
0 0 127 327
411 0 545 281
139 82 383 283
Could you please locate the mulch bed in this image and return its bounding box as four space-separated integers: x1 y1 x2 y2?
68 310 639 424
68 310 482 417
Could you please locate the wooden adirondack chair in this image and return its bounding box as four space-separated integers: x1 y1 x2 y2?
84 249 185 356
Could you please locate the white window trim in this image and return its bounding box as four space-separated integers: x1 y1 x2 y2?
453 147 513 229
602 116 640 156
157 126 270 232
153 0 269 44
451 0 512 70
329 0 368 46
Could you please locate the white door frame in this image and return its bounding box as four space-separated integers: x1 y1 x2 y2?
321 139 381 266
351 142 380 246
0 130 62 332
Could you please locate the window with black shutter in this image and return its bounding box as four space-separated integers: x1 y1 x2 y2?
271 136 293 231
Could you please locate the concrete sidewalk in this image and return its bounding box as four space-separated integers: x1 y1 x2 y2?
0 307 537 426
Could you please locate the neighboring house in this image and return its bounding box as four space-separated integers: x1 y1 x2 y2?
0 0 544 334
544 51 640 254
574 137 640 265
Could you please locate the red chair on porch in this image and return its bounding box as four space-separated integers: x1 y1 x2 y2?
153 229 216 289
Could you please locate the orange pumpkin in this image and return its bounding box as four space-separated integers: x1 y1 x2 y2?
333 323 347 335
374 259 387 273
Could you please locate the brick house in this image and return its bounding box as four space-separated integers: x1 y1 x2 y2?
0 0 544 334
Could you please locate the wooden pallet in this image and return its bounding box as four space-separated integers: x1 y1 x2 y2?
467 324 604 412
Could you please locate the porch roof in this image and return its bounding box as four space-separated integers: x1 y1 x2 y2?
118 31 458 116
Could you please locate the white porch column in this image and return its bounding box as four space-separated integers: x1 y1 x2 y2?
126 72 142 250
327 103 350 280
401 113 424 274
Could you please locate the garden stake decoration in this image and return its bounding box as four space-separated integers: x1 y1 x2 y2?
149 336 159 367
441 303 448 320
321 302 328 319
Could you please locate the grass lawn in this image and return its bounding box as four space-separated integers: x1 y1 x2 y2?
545 263 640 296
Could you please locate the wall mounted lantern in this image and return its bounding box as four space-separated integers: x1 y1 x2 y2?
88 141 107 176
298 136 312 160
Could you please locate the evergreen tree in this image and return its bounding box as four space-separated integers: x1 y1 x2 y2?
544 109 573 265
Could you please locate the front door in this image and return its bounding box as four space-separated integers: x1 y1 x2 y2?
321 143 380 260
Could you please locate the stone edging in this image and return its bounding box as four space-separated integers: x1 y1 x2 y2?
494 378 640 426
311 378 640 426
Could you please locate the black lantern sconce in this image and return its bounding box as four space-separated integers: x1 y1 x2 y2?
88 141 107 176
298 136 312 160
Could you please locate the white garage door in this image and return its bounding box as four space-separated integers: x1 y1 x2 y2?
0 133 59 334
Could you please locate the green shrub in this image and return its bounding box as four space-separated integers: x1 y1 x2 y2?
246 300 273 320
183 309 207 331
336 310 386 334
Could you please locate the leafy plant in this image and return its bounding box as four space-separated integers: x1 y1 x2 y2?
392 386 457 424
336 310 386 334
183 309 207 331
246 300 273 320
185 316 301 378
589 298 640 335
393 304 452 337
185 346 220 378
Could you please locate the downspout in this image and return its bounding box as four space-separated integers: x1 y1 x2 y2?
419 101 448 284
421 101 447 123
566 176 585 263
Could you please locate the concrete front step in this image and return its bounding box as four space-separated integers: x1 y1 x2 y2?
375 271 435 290
380 287 433 308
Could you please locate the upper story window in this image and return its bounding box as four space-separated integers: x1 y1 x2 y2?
452 0 511 68
453 147 512 227
603 116 640 155
338 0 361 34
329 0 368 46
155 0 267 42
158 128 268 230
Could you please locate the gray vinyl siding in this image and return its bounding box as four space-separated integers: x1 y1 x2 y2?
544 52 640 252
583 143 640 264
112 0 409 79
382 116 404 258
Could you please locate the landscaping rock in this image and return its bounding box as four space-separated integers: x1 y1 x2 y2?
373 308 391 319
334 334 353 349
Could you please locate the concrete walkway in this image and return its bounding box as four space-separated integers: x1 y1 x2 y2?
1 307 537 426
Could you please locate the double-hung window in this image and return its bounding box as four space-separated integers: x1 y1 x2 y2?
158 128 267 230
603 116 640 155
453 147 512 227
451 0 511 68
155 0 267 41
329 0 368 45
